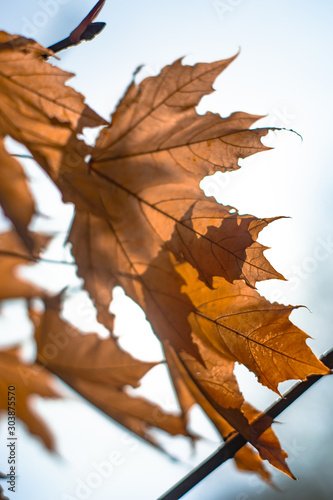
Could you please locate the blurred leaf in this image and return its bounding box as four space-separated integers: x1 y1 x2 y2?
0 31 107 186
31 295 192 449
0 349 59 449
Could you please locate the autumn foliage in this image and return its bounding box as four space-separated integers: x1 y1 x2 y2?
0 30 329 485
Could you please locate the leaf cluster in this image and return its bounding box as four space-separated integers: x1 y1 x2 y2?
0 31 329 484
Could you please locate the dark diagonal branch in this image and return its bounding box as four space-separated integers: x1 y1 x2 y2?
158 348 333 500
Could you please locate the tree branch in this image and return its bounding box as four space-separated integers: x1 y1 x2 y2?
0 250 74 266
158 348 333 500
42 0 106 58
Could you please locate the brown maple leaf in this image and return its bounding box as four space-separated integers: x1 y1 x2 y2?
157 258 328 475
58 53 328 477
0 349 59 449
176 260 329 393
65 54 281 360
31 295 192 448
0 31 107 185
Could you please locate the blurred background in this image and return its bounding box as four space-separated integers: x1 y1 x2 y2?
0 0 333 499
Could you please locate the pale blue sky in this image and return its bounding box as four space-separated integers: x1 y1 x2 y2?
1 1 333 499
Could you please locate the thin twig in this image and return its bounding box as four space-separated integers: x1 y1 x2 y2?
158 349 333 500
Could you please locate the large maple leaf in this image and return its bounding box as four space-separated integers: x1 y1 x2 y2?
66 55 283 359
159 259 327 470
60 53 328 474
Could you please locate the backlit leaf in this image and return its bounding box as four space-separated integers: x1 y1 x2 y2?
0 349 58 449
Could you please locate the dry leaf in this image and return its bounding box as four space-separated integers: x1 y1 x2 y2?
232 445 272 484
31 295 192 447
0 31 107 184
65 55 277 360
176 260 329 393
60 53 328 477
0 349 58 449
32 295 157 389
168 208 285 288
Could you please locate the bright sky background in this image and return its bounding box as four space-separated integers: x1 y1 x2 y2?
1 1 333 499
